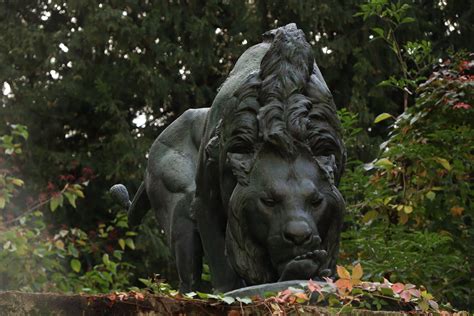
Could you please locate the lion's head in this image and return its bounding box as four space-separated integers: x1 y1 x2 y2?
205 24 345 285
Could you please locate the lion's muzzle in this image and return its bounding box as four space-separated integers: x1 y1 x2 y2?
283 220 313 245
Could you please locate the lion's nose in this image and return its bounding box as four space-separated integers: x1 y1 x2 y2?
283 221 312 245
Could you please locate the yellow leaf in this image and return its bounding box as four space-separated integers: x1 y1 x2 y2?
0 197 5 209
118 239 125 250
403 205 413 214
336 265 351 279
352 263 363 281
374 113 394 123
450 206 464 217
11 178 24 186
434 157 452 171
55 240 65 250
374 158 393 169
425 191 436 201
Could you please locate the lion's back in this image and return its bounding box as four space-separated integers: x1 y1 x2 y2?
205 42 271 135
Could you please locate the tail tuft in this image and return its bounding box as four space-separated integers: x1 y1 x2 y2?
110 184 132 210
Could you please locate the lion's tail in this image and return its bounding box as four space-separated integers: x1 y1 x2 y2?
109 181 149 226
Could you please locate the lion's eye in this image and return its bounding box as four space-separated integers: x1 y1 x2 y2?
260 197 277 207
310 195 323 206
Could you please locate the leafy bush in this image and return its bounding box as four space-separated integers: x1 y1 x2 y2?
0 125 136 293
340 53 473 309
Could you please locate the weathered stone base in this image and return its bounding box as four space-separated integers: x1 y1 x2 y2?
0 291 443 315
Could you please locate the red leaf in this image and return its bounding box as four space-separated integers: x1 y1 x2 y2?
308 279 322 294
323 277 335 285
400 290 412 302
335 279 352 292
409 288 421 298
391 283 404 294
453 102 471 110
428 299 439 310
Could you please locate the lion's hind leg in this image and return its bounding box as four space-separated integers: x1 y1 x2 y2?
171 191 203 292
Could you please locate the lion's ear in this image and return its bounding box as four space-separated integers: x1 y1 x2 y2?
227 152 254 186
315 154 337 185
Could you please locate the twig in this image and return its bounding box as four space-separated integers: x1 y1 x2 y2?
3 185 68 225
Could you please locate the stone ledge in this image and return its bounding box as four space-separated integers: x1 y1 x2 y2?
0 291 432 315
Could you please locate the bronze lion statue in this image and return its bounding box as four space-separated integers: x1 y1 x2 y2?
111 23 346 293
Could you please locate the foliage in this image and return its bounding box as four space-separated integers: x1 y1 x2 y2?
356 0 435 108
0 1 473 310
0 211 134 293
0 126 136 293
136 263 450 314
340 53 473 309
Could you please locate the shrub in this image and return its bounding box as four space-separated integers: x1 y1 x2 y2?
340 53 473 309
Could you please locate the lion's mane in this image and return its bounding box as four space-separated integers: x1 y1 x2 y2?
221 24 345 285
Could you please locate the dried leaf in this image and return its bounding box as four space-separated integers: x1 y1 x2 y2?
352 263 363 280
335 279 352 292
450 206 464 216
336 265 351 279
308 279 323 295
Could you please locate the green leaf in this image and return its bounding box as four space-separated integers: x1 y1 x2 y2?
379 287 394 296
70 259 81 273
264 291 277 298
236 297 252 304
50 195 63 212
113 250 122 260
102 253 110 265
118 238 125 250
434 157 452 171
64 192 77 208
221 296 235 304
139 278 152 287
68 244 79 258
125 238 135 250
374 113 394 123
363 210 379 223
196 291 208 299
374 158 393 169
426 191 436 201
0 197 5 209
401 17 416 24
371 27 385 38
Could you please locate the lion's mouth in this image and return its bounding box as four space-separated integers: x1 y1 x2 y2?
268 234 323 261
273 248 326 272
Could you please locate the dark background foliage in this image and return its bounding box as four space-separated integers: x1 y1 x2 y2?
0 0 472 310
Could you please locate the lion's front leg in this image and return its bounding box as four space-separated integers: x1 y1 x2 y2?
278 250 332 281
